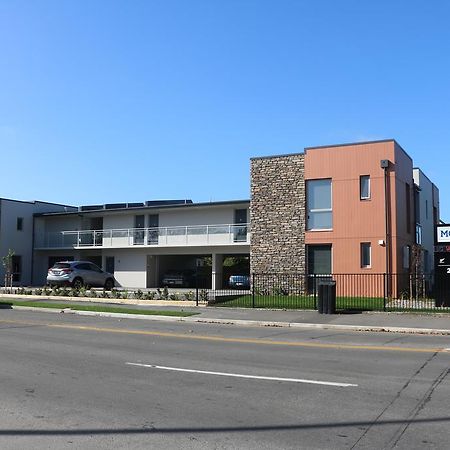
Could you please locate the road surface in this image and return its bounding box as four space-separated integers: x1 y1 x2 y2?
0 308 449 449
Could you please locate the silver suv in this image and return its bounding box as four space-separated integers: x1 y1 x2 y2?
47 261 115 290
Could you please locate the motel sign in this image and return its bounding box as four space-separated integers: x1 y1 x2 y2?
435 224 450 306
437 225 450 243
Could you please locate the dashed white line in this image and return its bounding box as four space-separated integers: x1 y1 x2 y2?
126 362 358 387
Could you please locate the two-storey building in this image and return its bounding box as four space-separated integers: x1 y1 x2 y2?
251 139 440 296
33 200 250 289
0 198 76 286
2 139 439 295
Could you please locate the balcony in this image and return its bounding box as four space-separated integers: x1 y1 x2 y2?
35 224 250 249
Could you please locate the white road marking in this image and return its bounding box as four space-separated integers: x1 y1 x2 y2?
126 362 358 387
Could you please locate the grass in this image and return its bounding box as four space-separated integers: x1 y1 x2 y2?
213 294 386 311
0 300 198 317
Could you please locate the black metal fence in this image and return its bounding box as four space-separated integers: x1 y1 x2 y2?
196 273 450 312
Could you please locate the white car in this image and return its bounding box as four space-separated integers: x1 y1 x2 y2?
47 261 115 290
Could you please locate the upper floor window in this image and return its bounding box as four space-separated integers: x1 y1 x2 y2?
360 175 370 200
17 217 23 231
307 179 332 230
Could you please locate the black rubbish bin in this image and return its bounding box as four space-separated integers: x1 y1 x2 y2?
317 281 336 314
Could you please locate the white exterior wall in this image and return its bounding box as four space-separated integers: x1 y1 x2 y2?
103 214 134 229
48 205 247 230
0 199 76 285
103 249 147 288
413 169 438 272
159 206 242 227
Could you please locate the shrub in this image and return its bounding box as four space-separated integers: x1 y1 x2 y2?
162 286 169 300
78 286 87 297
89 289 98 298
34 288 43 296
184 291 195 301
52 286 61 296
169 293 178 301
60 287 70 297
144 291 156 300
199 289 209 302
121 290 129 299
43 286 51 296
70 287 79 297
100 289 110 298
134 289 143 300
111 289 122 299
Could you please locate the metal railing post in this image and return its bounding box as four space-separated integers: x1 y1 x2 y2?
383 273 387 311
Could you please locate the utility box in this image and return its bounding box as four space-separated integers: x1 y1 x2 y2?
318 281 336 314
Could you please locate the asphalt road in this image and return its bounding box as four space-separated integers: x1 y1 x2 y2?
0 309 449 449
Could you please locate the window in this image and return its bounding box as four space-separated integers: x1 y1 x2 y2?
12 255 22 282
234 209 248 242
17 217 23 231
414 186 420 224
307 245 332 274
360 175 370 200
360 243 371 268
307 179 332 230
148 214 159 244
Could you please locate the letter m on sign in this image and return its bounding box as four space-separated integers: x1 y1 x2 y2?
441 230 450 238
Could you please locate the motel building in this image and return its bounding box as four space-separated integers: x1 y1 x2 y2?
32 200 250 289
0 140 441 296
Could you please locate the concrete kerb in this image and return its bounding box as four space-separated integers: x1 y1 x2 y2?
8 305 450 336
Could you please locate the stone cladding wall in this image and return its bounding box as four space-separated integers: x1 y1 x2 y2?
250 153 306 274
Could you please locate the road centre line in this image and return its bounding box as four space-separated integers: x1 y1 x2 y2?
125 362 358 387
0 318 448 354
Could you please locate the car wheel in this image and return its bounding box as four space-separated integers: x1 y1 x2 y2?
104 278 114 291
72 278 84 290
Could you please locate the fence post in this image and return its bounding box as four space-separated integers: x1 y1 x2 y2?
195 275 199 307
383 273 387 311
313 274 317 309
252 273 255 308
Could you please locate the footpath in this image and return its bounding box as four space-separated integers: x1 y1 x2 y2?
2 294 450 335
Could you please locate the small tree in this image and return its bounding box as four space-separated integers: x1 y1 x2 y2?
410 244 424 300
2 249 15 293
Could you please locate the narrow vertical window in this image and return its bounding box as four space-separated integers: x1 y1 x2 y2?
360 243 371 268
17 217 23 231
360 175 370 200
306 179 332 230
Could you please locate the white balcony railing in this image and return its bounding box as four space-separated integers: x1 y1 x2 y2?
35 224 250 249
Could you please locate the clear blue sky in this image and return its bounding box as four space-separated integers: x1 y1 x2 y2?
1 0 449 220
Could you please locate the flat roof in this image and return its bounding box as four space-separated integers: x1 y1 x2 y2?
304 138 398 150
0 197 75 208
251 152 304 161
304 138 413 163
35 199 250 217
251 139 412 162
